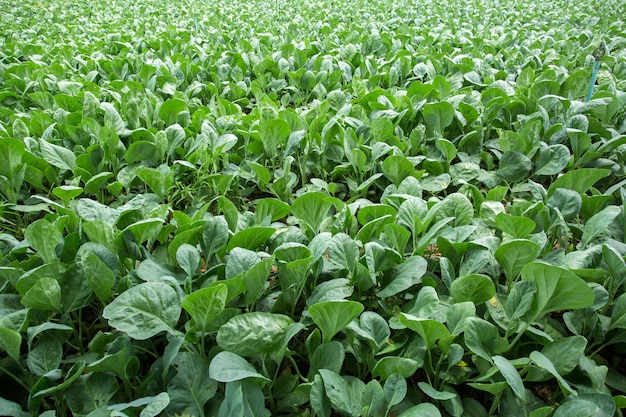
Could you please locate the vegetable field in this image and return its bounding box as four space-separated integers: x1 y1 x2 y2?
1 0 626 415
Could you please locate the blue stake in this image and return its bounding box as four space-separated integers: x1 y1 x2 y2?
586 42 605 101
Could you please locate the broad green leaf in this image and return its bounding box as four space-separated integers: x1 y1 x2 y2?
182 284 227 333
497 151 532 183
547 188 583 221
202 216 229 259
423 101 454 134
64 373 118 416
309 300 364 343
24 219 62 263
259 119 290 158
225 247 259 279
492 355 526 403
495 239 542 282
547 168 611 197
176 244 200 277
0 397 29 417
382 155 415 187
580 205 621 249
327 233 359 273
505 281 537 321
103 282 181 340
398 403 442 417
529 351 576 396
217 312 293 356
450 274 495 305
309 341 345 380
383 373 407 407
227 227 275 251
533 144 570 176
464 317 507 363
521 262 595 318
27 337 62 376
431 193 474 227
372 356 420 380
254 198 290 223
552 400 599 417
167 352 217 416
125 141 157 164
0 327 21 362
319 369 353 416
376 256 428 298
399 313 451 350
610 293 626 330
495 213 536 238
209 351 269 382
39 138 76 171
291 192 343 234
311 374 331 417
52 185 83 205
418 382 457 400
159 99 187 126
21 277 62 313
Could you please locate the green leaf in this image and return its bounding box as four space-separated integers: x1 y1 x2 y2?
529 351 576 396
495 239 542 282
383 373 407 407
547 168 611 197
580 205 621 249
398 403 442 417
492 355 526 403
533 144 570 176
0 327 21 362
382 155 415 187
291 192 343 234
450 274 495 305
21 277 62 313
159 99 187 126
167 352 217 416
552 399 600 417
39 138 76 171
495 213 536 238
423 101 454 134
27 337 62 376
319 369 353 416
399 314 451 350
372 356 420 380
547 188 582 221
64 373 118 416
209 351 269 382
418 382 457 400
309 300 364 343
376 256 428 298
202 216 229 259
610 293 626 330
309 341 345 380
464 317 507 363
521 262 595 318
217 312 293 356
176 244 200 277
505 281 537 321
327 233 359 273
259 119 290 158
227 227 275 251
102 282 182 340
182 283 228 333
24 219 62 263
497 151 532 183
254 198 290 223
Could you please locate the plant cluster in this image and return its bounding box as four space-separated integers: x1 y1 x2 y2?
1 0 626 416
